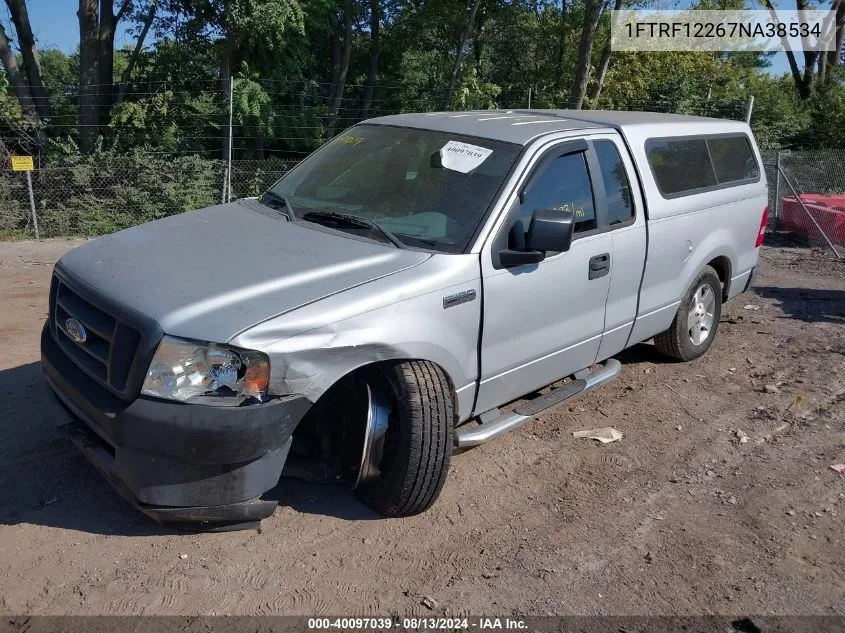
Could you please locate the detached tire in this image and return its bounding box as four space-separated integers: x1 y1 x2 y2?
357 361 454 517
654 265 723 362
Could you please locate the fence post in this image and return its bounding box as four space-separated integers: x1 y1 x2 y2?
221 76 234 204
773 151 781 222
745 95 754 124
25 171 40 241
227 76 234 202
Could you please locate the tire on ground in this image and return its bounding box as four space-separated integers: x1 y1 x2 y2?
357 360 454 517
654 265 723 362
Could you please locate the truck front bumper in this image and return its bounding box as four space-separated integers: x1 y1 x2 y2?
41 324 311 531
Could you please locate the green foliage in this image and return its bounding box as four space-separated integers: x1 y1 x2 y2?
1 152 224 237
2 0 845 240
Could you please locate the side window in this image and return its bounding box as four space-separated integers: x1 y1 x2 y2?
520 152 596 236
645 138 717 196
646 134 760 197
707 136 759 183
594 140 634 226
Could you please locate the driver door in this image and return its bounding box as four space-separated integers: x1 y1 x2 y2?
474 140 613 414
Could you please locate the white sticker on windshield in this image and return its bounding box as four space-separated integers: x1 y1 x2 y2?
439 141 493 173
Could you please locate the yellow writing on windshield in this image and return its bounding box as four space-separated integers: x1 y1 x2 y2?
337 134 364 146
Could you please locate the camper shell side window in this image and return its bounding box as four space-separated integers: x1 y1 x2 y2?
645 133 760 199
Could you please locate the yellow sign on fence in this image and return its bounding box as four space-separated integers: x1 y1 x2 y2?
11 155 34 171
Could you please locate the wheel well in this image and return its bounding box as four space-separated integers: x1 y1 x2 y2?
286 360 457 485
707 256 732 300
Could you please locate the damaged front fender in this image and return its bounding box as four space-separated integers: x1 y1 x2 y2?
230 255 482 421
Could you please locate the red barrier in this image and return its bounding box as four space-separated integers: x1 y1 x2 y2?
780 194 845 246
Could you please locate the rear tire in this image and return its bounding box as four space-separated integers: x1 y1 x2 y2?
654 265 722 362
356 361 454 517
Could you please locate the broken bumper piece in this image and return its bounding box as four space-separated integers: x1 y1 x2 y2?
41 323 311 531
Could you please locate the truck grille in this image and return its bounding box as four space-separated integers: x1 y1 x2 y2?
49 275 142 397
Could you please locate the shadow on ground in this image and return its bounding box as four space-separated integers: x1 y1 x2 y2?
753 286 845 324
615 341 674 366
0 361 379 536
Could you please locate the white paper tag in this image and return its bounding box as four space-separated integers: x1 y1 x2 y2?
439 141 493 173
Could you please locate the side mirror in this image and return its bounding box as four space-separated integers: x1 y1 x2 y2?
497 208 575 268
526 208 575 253
500 249 545 267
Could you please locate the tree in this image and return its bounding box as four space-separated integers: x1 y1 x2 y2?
115 0 158 105
78 0 100 153
98 0 134 117
5 0 52 120
0 23 38 121
818 0 844 79
587 0 623 104
568 0 602 109
359 0 381 117
444 0 483 109
763 0 842 99
327 0 354 135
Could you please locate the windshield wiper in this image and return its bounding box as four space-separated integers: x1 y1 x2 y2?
302 210 404 248
258 191 296 222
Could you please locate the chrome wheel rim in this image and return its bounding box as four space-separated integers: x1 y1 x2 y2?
353 383 390 488
687 284 716 346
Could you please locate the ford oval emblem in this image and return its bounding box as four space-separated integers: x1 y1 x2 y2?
65 317 88 344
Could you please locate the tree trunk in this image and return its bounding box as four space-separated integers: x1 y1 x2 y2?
0 22 38 121
115 0 157 105
586 39 611 103
327 0 353 137
97 0 117 122
443 0 483 109
826 0 844 71
327 31 341 103
220 35 233 159
360 0 380 118
553 0 568 91
568 0 602 109
765 0 814 98
586 0 622 104
78 0 100 154
5 0 51 120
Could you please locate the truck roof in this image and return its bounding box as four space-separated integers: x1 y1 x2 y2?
366 109 749 146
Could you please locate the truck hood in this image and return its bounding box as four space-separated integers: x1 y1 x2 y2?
56 199 431 343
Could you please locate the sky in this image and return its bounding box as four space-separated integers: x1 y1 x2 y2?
3 0 795 78
1 0 136 52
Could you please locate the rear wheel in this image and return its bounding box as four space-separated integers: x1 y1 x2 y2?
356 360 454 517
654 265 722 362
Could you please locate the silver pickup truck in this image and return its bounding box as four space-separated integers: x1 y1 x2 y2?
42 110 768 530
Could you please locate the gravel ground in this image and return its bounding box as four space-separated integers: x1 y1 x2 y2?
0 237 843 616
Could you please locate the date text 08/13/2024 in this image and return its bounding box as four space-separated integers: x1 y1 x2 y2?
307 618 529 630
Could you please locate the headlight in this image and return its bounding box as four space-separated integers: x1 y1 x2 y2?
142 336 270 405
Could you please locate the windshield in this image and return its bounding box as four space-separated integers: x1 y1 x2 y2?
267 124 521 253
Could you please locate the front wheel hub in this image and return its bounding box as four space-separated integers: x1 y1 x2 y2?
687 284 716 346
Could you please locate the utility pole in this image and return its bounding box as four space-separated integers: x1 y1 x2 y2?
745 95 755 124
222 76 234 204
227 76 234 202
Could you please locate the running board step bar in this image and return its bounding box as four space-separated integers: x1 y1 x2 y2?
456 359 622 448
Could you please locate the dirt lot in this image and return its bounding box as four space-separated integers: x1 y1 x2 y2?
0 238 843 616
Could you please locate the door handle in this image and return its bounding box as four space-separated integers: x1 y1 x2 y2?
588 253 610 280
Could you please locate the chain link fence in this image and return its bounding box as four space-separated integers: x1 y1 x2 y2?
2 99 843 256
0 157 302 239
763 149 845 258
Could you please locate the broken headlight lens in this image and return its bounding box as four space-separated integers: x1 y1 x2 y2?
142 336 270 404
